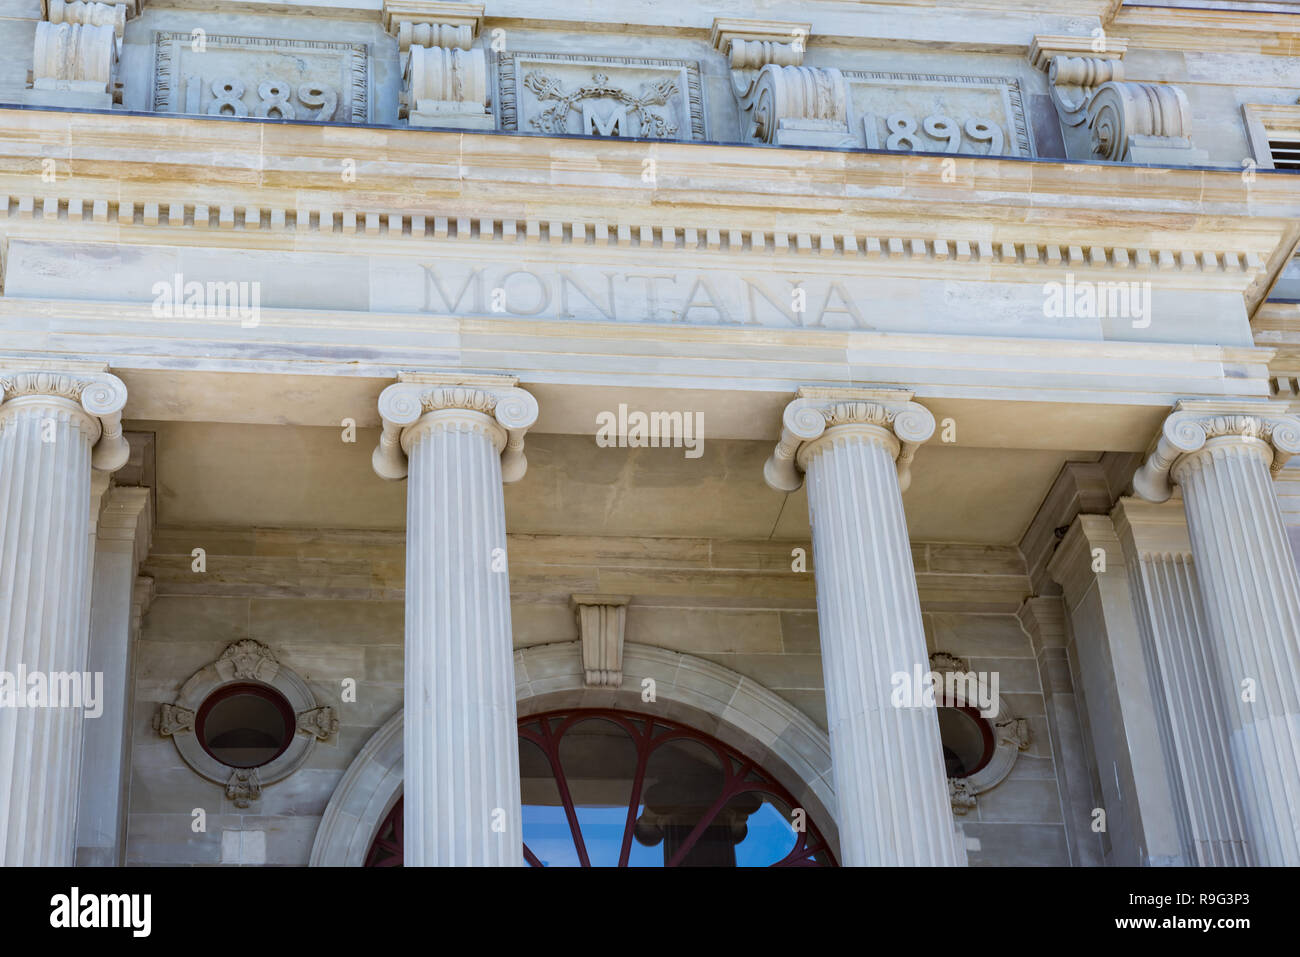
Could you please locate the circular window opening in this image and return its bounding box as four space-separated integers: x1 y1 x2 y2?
937 705 995 778
195 682 296 769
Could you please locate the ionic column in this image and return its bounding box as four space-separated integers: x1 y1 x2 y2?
373 372 538 866
765 387 959 866
1134 400 1300 866
0 363 129 866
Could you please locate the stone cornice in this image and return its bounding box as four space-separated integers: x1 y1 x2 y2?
764 387 935 494
373 371 539 482
3 109 1298 223
0 359 129 470
1110 4 1300 54
1132 398 1300 502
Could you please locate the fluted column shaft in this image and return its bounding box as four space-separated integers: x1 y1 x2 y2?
1134 401 1300 866
374 373 538 867
766 388 958 866
1114 498 1253 866
0 367 128 865
1175 442 1300 865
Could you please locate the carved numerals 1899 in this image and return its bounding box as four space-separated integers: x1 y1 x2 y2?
864 112 1006 156
188 76 340 121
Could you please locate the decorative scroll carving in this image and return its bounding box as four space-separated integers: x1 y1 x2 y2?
572 595 630 688
1133 400 1300 503
1087 81 1193 161
297 706 340 741
151 33 369 123
382 0 483 51
743 65 852 148
48 0 127 39
373 373 540 483
226 768 262 808
0 366 129 471
152 703 195 737
159 639 330 805
929 651 1030 814
765 387 934 494
949 778 978 815
33 22 118 95
403 45 490 124
216 639 280 682
498 51 705 141
524 71 680 138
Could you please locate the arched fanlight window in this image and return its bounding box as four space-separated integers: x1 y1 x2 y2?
365 708 836 867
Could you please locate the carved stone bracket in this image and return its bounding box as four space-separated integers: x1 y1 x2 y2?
297 706 340 741
373 372 539 483
764 387 935 494
710 17 811 104
384 0 490 128
1133 399 1300 503
949 778 978 815
743 65 852 148
1029 34 1126 130
216 638 280 682
571 594 630 688
32 0 141 104
1030 33 1204 164
226 768 262 808
152 703 194 737
0 364 130 472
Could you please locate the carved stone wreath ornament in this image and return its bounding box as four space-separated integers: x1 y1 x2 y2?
153 640 337 808
523 70 680 138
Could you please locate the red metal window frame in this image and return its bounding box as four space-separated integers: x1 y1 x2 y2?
194 681 296 770
365 707 838 867
938 702 997 778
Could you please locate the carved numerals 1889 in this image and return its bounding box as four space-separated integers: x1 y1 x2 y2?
194 76 340 121
866 112 1006 156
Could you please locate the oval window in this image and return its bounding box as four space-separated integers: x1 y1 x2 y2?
937 705 995 778
195 682 296 769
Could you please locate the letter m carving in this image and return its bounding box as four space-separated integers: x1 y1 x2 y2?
583 103 629 137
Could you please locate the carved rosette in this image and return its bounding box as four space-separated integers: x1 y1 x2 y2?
1087 81 1191 161
764 387 935 494
373 373 539 483
0 367 130 471
1133 401 1300 503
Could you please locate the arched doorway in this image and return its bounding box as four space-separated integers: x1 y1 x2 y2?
365 708 836 867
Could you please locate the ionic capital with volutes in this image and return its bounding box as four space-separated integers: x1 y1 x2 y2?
0 361 129 471
763 387 935 494
372 372 539 482
1132 399 1300 503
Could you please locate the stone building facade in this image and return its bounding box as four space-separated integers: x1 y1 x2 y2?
0 0 1298 867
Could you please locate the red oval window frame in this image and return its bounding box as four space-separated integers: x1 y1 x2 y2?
194 681 297 769
938 703 997 778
